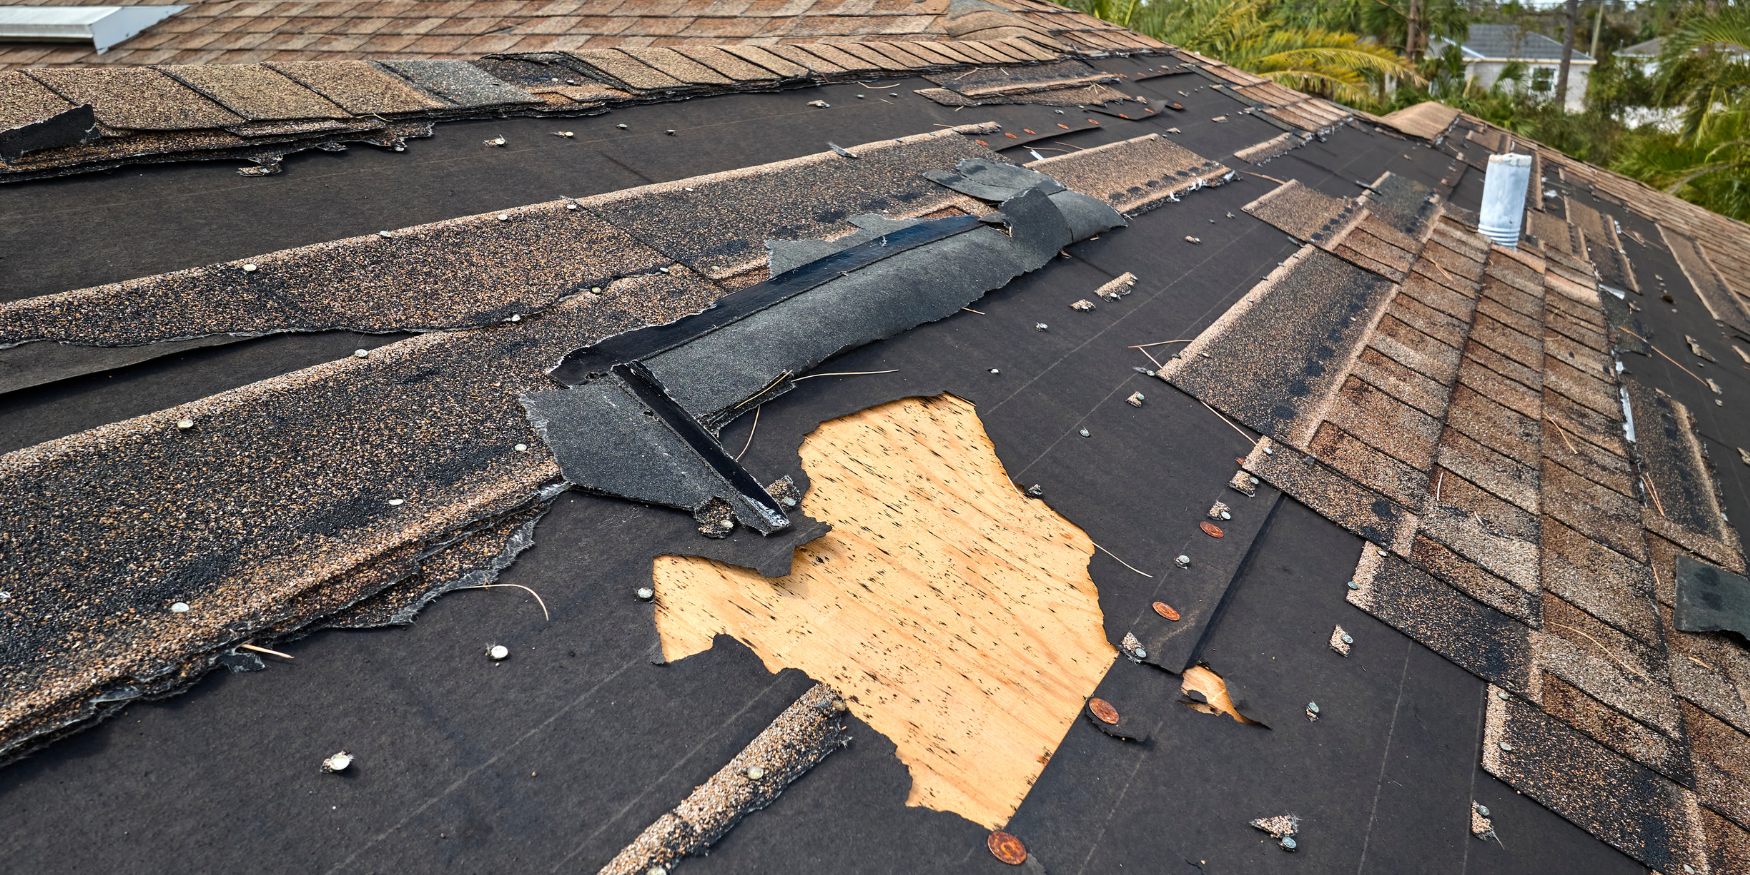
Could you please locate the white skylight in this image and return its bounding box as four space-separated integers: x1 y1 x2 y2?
0 5 187 53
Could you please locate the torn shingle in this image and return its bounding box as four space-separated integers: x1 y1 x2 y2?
160 65 349 122
1349 548 1533 693
1162 247 1397 448
26 67 244 132
1024 132 1231 215
0 201 666 347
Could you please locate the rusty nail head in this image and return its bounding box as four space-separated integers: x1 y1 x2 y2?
987 831 1027 865
1200 521 1224 538
1153 601 1180 621
1088 698 1120 724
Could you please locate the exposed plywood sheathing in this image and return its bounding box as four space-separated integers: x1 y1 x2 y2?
652 395 1113 830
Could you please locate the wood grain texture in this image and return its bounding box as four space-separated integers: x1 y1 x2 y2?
653 394 1113 829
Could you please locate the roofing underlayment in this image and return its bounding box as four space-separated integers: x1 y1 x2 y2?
5 11 1750 875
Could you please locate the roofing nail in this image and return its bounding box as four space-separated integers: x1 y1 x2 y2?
243 263 257 272
566 203 578 211
378 230 393 238
322 751 354 773
1127 392 1145 407
488 645 510 660
1132 646 1147 659
515 444 528 452
176 418 195 430
486 136 506 147
170 602 190 613
1499 742 1513 752
1184 236 1200 244
636 587 654 600
666 130 676 136
1377 549 1387 557
556 131 574 138
0 592 9 601
389 498 405 506
647 867 667 875
1498 690 1510 700
1341 633 1353 644
353 349 369 359
1306 701 1319 715
1347 580 1359 590
745 766 765 780
807 100 830 108
857 94 865 98
990 368 1000 374
1175 555 1191 567
1026 485 1043 497
1079 428 1090 437
617 123 628 129
1035 322 1048 330
721 519 734 530
1475 804 1490 816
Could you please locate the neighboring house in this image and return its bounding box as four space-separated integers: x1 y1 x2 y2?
1433 23 1596 110
1620 35 1750 73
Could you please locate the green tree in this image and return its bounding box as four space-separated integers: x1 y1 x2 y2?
1064 0 1420 106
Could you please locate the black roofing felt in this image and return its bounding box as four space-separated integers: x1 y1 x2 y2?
0 57 1720 875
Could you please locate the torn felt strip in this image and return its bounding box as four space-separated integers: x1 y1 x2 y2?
527 179 1120 533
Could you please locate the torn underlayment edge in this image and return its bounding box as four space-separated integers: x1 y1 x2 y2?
521 163 1124 535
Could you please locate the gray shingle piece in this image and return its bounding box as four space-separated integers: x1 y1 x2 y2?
375 60 539 108
622 48 735 86
271 61 448 115
566 50 686 92
160 64 348 122
719 45 811 79
26 66 243 132
0 71 73 132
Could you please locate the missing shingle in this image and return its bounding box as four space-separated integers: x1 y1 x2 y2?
651 395 1112 829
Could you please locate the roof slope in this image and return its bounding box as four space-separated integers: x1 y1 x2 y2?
3 15 1750 875
0 0 1156 68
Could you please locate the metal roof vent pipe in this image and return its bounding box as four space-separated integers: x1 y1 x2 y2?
1478 152 1532 248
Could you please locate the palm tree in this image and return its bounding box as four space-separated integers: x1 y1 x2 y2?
1065 0 1420 107
1642 6 1750 214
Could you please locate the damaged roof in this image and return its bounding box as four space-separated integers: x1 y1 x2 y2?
5 7 1750 875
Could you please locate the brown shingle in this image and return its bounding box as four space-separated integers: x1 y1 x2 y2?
161 63 349 121
623 46 735 83
720 44 810 77
679 45 778 80
0 70 74 132
27 66 244 131
567 48 686 90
